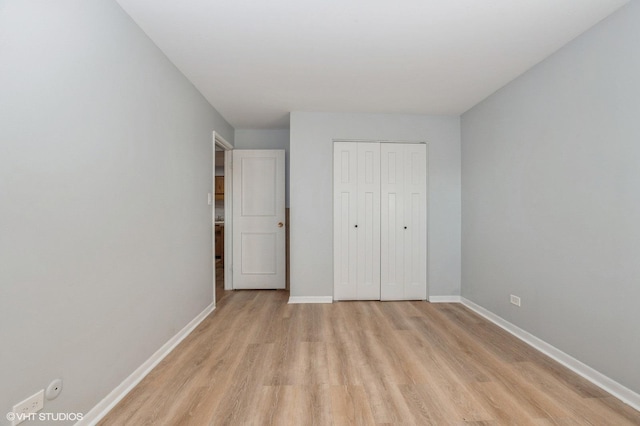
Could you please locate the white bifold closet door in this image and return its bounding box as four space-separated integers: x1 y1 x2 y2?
380 143 427 300
334 141 427 301
333 142 381 300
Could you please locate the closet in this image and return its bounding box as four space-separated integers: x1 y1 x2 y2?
333 141 427 301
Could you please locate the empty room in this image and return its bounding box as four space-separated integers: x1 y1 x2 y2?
2 0 640 425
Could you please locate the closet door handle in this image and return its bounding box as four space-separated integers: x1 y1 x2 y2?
355 224 358 228
404 226 407 229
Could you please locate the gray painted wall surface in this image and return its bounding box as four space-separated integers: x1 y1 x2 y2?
290 112 461 298
234 129 290 207
461 2 640 393
0 0 233 422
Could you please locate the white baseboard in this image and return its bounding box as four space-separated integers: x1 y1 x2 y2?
461 297 640 412
428 295 462 303
78 303 216 426
288 296 333 304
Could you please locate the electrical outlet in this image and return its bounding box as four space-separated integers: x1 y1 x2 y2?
11 390 44 425
510 294 521 307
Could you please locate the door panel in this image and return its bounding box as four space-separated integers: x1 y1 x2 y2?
335 142 426 301
404 190 426 299
381 143 427 300
240 157 276 216
381 144 405 300
233 150 285 289
356 143 380 300
334 143 358 300
402 144 427 300
334 142 380 300
240 232 277 274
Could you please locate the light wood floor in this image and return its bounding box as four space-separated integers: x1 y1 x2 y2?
100 291 640 425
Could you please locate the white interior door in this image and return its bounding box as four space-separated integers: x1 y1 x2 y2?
334 142 380 300
381 143 427 300
232 150 286 289
402 143 427 300
356 143 380 299
380 144 405 300
334 142 358 299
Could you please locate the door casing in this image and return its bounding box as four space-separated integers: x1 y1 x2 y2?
213 131 233 304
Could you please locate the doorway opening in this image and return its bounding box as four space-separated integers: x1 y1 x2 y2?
213 131 233 305
214 148 228 303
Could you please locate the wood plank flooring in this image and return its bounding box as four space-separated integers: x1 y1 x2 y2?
99 291 640 425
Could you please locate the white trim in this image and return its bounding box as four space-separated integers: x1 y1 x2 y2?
332 138 427 145
223 149 233 290
288 296 333 304
213 131 233 150
461 297 640 412
428 295 461 303
212 131 234 298
79 303 216 426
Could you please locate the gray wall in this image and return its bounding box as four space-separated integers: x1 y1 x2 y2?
290 112 461 299
461 2 640 393
0 0 233 423
234 129 290 207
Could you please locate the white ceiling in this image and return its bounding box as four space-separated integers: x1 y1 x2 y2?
115 0 628 129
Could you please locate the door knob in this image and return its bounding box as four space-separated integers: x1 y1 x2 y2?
278 222 284 228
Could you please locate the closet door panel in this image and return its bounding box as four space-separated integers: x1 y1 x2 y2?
403 144 428 300
356 143 380 299
380 144 405 300
335 141 427 302
334 142 358 300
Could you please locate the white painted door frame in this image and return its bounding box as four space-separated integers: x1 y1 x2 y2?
212 131 234 305
223 149 233 291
